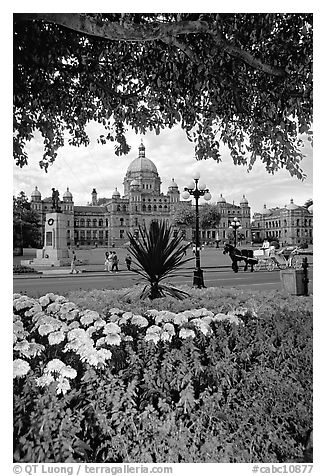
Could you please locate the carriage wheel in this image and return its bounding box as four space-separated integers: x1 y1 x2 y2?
266 259 276 271
254 261 262 271
292 256 302 269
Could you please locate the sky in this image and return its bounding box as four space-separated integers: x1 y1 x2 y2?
13 121 313 216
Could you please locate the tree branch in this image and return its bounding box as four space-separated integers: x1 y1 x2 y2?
15 13 286 77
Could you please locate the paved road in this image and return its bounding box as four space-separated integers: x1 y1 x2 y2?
13 267 296 298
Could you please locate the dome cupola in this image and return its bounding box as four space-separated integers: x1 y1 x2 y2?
240 194 248 205
31 186 41 200
287 198 299 210
112 187 121 198
261 204 271 215
63 187 73 200
126 141 158 175
168 178 178 189
216 193 226 203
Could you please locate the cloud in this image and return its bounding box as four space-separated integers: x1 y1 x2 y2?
13 122 312 214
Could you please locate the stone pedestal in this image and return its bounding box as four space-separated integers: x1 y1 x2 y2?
28 213 70 267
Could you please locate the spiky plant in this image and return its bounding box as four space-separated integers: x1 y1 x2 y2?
127 220 191 300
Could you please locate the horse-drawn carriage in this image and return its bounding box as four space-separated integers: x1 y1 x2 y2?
253 245 312 271
223 243 312 273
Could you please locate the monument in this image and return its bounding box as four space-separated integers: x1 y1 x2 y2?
22 190 71 268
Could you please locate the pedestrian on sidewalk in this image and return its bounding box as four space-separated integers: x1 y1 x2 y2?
125 254 132 271
104 251 110 271
70 251 80 274
111 251 119 272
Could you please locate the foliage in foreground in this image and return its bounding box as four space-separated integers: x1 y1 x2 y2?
13 290 312 463
13 264 39 274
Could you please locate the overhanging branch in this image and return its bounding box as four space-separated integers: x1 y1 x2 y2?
15 13 286 77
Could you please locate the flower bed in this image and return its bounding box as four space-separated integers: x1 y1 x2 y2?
13 264 39 274
13 289 312 463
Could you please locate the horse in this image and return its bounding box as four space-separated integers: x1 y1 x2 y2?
223 243 257 273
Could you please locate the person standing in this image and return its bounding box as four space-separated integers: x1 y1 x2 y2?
111 251 119 272
70 251 80 274
125 254 132 271
107 251 114 272
104 251 110 271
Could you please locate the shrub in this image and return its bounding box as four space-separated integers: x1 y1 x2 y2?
13 264 39 274
13 290 312 463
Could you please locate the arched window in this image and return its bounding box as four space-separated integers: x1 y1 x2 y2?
120 218 124 226
86 219 91 228
122 205 127 212
99 219 103 227
148 205 151 211
80 219 85 227
142 205 146 211
93 219 97 227
153 205 157 212
117 205 121 211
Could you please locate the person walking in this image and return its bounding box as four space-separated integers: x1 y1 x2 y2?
125 254 132 271
107 251 114 272
111 251 119 272
104 251 110 271
70 250 80 274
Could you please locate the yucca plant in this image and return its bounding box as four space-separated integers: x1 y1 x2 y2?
127 220 191 300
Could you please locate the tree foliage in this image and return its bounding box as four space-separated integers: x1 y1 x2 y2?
200 204 221 229
13 192 42 249
14 13 312 177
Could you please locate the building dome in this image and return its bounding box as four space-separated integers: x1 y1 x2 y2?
168 178 178 189
63 187 73 199
216 193 226 203
240 194 248 204
31 186 41 198
112 187 121 198
261 204 271 215
127 141 158 174
287 198 299 210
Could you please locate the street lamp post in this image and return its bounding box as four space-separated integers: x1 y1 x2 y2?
181 171 211 288
229 217 242 247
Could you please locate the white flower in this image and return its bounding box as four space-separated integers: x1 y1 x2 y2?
48 331 65 346
86 326 96 336
38 324 55 336
67 321 80 330
46 302 62 314
173 314 189 326
105 334 121 346
45 292 57 302
179 328 196 339
95 337 106 347
97 348 112 362
144 333 160 344
94 318 106 329
162 323 175 336
155 310 177 324
39 295 50 307
103 322 121 335
61 309 80 321
36 373 55 387
54 295 67 304
24 304 43 317
109 314 120 323
56 377 71 395
160 331 172 342
131 315 148 327
145 309 159 317
67 328 88 341
13 359 30 378
14 340 30 353
60 366 77 379
46 359 66 373
23 342 45 358
123 336 134 342
80 310 100 326
109 308 123 315
146 325 161 335
14 297 35 311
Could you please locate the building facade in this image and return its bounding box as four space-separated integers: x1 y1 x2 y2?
31 142 188 247
251 200 313 246
30 141 255 248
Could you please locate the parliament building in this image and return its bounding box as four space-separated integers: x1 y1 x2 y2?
30 141 253 247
